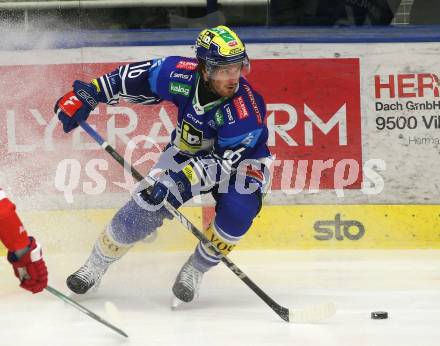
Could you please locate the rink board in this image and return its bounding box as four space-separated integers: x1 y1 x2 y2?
2 39 440 256
1 204 440 255
2 41 440 210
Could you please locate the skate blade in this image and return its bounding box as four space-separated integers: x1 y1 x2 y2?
171 296 184 310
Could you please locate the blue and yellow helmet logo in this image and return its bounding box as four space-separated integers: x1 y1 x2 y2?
195 25 248 65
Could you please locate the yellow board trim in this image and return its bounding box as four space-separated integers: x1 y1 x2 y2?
2 205 440 256
248 205 440 249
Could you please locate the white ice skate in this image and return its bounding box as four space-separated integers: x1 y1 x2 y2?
171 255 204 309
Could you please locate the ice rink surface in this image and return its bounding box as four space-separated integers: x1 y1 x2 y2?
1 250 440 346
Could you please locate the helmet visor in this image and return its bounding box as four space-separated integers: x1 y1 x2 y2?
206 59 251 81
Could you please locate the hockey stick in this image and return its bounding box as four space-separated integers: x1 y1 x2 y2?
45 285 128 337
79 120 335 323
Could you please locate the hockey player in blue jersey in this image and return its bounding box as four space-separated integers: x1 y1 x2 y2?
55 25 272 307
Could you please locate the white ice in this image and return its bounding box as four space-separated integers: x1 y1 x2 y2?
1 250 440 346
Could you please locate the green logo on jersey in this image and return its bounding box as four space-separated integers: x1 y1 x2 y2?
214 109 225 127
169 82 191 97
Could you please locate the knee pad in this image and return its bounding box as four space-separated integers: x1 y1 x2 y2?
110 198 172 244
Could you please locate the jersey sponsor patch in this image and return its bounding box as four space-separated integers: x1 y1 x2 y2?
185 113 203 125
169 81 191 97
182 164 199 185
170 71 193 81
180 120 203 149
233 96 249 120
243 85 263 124
214 109 224 127
224 104 235 124
176 60 198 71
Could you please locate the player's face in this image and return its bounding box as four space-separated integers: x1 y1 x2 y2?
209 76 239 98
206 63 242 97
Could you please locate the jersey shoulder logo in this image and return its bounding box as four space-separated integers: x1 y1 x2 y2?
176 60 198 71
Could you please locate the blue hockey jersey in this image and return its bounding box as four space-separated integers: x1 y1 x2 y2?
92 56 271 168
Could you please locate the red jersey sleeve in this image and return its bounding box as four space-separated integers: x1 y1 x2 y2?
0 189 29 252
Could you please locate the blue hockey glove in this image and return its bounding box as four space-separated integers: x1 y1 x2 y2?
54 80 100 133
139 170 192 209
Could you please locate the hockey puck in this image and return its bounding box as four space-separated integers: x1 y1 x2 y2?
371 311 388 319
